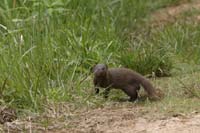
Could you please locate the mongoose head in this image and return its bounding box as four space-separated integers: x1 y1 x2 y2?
92 64 108 77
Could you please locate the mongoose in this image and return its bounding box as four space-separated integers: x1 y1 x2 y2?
92 64 159 101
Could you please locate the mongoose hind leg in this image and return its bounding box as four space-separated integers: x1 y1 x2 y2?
123 85 140 101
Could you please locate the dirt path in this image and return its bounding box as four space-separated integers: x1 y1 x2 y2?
66 107 200 133
3 105 200 133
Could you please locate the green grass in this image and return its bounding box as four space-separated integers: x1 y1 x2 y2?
0 0 200 116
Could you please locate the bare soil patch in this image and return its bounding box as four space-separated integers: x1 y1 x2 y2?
66 107 200 133
150 0 200 26
2 105 200 133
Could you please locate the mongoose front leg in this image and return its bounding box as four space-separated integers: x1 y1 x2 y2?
94 78 100 94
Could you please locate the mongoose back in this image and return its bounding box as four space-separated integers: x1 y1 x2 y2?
92 64 159 101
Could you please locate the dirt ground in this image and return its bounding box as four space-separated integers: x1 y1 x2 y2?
66 107 200 133
150 0 200 26
2 105 200 133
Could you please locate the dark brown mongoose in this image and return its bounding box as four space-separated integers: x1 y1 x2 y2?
92 64 159 101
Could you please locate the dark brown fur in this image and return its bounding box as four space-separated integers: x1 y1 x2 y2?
92 64 159 101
